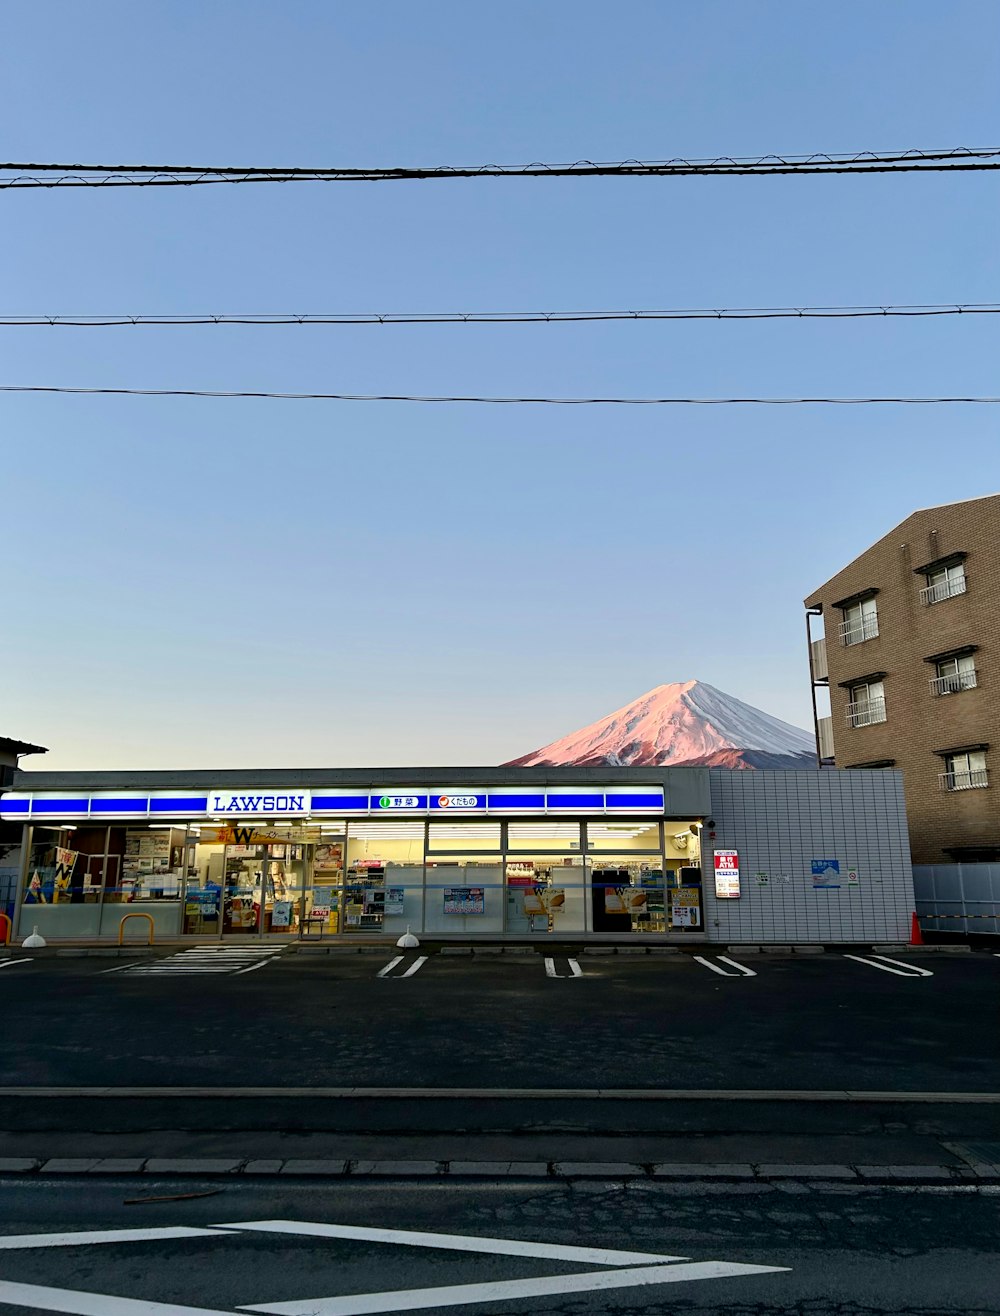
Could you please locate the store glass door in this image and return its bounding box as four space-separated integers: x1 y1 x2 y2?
221 841 308 936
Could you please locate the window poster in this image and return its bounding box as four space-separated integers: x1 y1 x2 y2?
444 887 485 915
384 887 405 915
271 900 292 928
314 843 343 872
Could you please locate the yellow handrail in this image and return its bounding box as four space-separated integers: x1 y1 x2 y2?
0 913 11 947
118 912 155 946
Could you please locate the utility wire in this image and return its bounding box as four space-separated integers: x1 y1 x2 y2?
2 303 998 327
1 147 998 187
1 385 997 405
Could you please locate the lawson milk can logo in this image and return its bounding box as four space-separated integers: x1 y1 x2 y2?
209 790 311 815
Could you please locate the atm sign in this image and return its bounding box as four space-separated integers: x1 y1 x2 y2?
714 849 741 899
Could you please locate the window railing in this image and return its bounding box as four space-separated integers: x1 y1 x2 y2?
839 615 879 646
920 573 966 606
845 697 886 727
940 768 989 791
930 669 977 696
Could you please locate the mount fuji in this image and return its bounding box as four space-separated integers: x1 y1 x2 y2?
507 680 816 770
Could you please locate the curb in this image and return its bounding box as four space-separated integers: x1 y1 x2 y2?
0 1158 996 1183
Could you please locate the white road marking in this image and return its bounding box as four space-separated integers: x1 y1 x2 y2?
716 955 757 977
214 1218 684 1266
0 1278 237 1315
844 954 933 978
114 947 285 977
400 956 428 977
377 957 404 978
544 957 583 979
693 955 746 977
871 954 933 977
0 959 32 970
0 1226 224 1250
242 1260 790 1316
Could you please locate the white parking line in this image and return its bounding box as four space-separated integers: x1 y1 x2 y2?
716 955 757 977
544 957 584 979
400 956 428 977
0 959 32 970
693 955 755 977
844 954 933 977
377 956 404 978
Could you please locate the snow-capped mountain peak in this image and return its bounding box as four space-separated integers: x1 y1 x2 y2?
507 680 815 768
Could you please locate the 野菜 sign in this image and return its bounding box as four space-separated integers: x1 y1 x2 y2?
714 849 741 899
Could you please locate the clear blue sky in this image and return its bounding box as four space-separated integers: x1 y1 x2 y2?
2 1 998 770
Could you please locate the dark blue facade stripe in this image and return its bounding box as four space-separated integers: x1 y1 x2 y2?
546 793 606 809
148 797 209 812
31 798 89 813
486 793 546 809
311 795 369 810
605 792 665 809
89 798 150 812
0 798 29 813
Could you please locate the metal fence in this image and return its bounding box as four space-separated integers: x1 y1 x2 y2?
913 863 1000 934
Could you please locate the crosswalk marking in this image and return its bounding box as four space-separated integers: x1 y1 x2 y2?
105 946 283 977
693 955 756 977
843 953 933 978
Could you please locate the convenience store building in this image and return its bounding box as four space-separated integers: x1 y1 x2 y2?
0 765 915 945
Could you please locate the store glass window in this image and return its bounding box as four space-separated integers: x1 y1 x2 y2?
505 852 585 934
588 857 666 932
307 829 345 937
425 853 505 935
586 821 661 852
506 822 582 851
344 821 424 935
427 823 501 852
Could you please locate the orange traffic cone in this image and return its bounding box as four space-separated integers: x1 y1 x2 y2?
910 912 924 946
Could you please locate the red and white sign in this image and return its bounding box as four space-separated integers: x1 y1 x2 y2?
714 849 741 899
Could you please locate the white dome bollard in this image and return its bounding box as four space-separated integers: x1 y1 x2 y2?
396 925 420 949
22 925 47 948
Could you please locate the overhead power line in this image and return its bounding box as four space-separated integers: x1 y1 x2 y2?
1 147 998 188
1 303 997 327
1 385 997 405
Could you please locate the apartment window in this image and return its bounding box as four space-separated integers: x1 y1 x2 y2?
920 561 967 606
939 749 988 792
930 653 978 696
838 597 879 646
845 679 886 727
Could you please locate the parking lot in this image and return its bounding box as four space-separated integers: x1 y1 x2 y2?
0 944 997 1094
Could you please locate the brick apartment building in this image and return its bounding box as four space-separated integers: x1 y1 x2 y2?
805 493 1000 865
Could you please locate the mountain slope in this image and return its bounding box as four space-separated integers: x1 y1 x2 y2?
507 680 815 768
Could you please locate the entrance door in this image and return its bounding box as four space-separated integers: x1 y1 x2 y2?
221 840 309 936
222 845 264 933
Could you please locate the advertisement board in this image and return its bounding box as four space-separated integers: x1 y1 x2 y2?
714 849 741 899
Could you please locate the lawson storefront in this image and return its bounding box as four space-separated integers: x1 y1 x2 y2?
0 765 917 945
